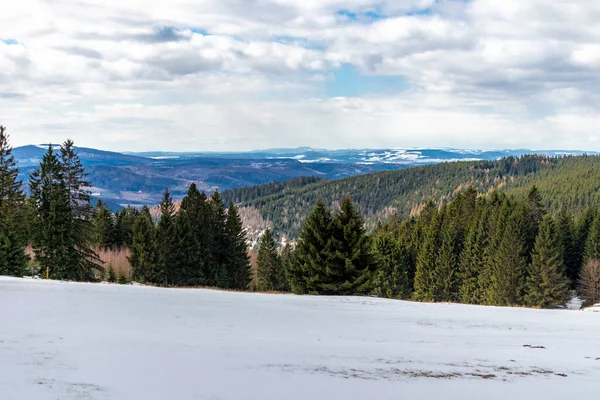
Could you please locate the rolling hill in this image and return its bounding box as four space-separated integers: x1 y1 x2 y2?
221 154 600 239
14 145 600 212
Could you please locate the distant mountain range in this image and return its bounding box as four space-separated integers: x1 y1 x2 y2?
14 145 598 210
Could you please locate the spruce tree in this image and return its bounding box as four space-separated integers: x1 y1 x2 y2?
480 196 513 304
577 207 596 265
524 216 570 308
321 196 374 295
92 200 116 249
290 199 333 294
459 203 489 304
128 206 158 283
180 183 210 285
256 228 286 291
488 207 528 306
156 188 176 286
29 141 101 281
432 202 462 302
225 202 252 290
413 207 442 301
115 206 139 248
556 210 579 286
279 243 295 291
29 146 74 279
0 126 28 276
208 190 228 287
584 214 600 265
171 209 198 286
372 231 410 299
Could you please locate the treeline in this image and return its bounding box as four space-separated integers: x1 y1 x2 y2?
0 125 101 280
125 186 250 288
2 124 600 308
0 125 251 289
224 154 600 239
255 188 600 308
221 176 323 205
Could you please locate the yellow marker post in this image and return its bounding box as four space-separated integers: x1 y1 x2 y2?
46 267 49 280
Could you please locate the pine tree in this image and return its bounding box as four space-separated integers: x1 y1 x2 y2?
524 216 570 308
256 228 286 291
208 190 228 287
0 126 28 276
320 196 374 295
432 202 462 302
279 243 294 291
577 207 596 266
488 207 528 306
92 200 116 249
225 202 252 290
29 141 101 281
290 199 333 294
556 209 579 286
372 231 410 299
156 188 176 286
180 183 210 285
29 146 74 279
128 206 158 283
480 196 513 305
115 206 139 248
413 207 442 301
171 209 197 286
523 186 545 262
584 214 600 265
459 203 489 304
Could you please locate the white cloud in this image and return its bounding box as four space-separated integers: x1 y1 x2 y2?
1 0 600 151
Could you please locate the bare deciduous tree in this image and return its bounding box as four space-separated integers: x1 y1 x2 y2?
578 259 600 307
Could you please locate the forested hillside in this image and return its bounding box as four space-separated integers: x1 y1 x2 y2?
223 155 600 239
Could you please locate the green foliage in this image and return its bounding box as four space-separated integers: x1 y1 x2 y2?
222 155 600 240
29 142 101 281
372 231 410 299
0 126 28 276
322 196 374 295
290 199 333 294
156 187 176 286
128 207 158 283
524 216 571 308
292 197 374 296
256 228 286 291
225 202 252 290
92 200 116 249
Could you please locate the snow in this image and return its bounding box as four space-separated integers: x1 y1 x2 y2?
1 277 599 400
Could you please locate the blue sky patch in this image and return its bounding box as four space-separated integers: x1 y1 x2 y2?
336 10 385 22
190 28 209 36
324 63 408 97
1 39 19 45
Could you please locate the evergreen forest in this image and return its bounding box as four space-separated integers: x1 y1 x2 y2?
2 125 600 308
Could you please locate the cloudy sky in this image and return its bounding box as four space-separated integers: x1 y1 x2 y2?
1 0 600 151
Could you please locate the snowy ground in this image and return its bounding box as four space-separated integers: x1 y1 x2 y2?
1 277 599 400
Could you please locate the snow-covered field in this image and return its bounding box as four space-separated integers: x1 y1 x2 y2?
1 277 599 400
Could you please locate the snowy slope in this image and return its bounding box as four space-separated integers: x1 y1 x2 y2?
1 277 599 400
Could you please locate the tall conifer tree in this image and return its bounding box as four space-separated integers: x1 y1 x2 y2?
524 216 570 308
128 206 158 283
257 228 286 291
0 126 28 276
321 196 374 295
156 188 176 286
226 202 252 290
290 199 333 294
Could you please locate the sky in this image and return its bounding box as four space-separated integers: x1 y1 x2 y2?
1 0 600 152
